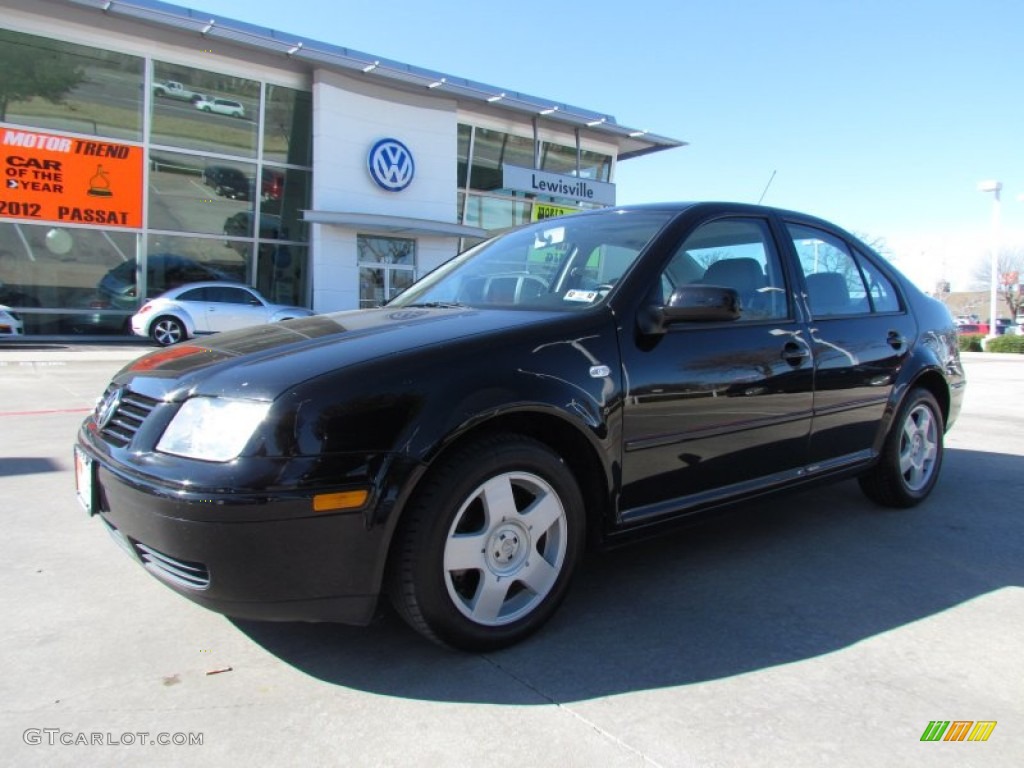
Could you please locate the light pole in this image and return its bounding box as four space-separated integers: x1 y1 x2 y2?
977 180 1002 341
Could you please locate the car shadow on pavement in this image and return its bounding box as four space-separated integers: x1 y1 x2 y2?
233 447 1023 704
0 457 63 477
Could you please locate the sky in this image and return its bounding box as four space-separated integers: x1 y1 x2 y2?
186 0 1024 291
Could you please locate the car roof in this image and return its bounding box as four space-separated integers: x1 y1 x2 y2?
160 281 256 295
596 201 845 222
564 202 873 246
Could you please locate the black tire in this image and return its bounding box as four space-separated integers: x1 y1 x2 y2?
858 388 944 508
388 434 585 651
149 316 186 347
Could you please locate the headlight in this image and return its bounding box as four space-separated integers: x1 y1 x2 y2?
157 397 271 462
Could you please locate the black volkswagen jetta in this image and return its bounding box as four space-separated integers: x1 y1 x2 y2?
75 203 966 651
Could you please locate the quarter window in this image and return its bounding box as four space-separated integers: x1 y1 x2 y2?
855 249 901 312
177 287 208 302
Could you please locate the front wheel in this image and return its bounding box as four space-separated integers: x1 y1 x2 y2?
149 316 186 346
389 434 584 651
859 388 944 508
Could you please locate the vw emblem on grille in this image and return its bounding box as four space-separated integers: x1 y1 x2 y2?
95 388 122 430
367 138 415 192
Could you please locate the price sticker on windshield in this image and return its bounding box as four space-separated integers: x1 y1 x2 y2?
564 289 598 303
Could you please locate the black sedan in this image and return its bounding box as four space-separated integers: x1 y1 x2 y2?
74 203 965 651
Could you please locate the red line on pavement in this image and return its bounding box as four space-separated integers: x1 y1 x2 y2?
0 408 92 417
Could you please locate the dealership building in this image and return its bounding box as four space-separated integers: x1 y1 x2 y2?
0 0 683 336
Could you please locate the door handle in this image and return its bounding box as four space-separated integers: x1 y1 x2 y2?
782 341 810 366
887 330 905 350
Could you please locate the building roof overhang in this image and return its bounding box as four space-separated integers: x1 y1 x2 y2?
303 210 489 239
62 0 686 159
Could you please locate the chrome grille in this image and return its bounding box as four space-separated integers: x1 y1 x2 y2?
135 543 211 590
99 390 159 447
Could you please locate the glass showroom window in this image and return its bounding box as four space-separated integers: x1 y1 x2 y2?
0 29 144 140
463 195 532 232
258 166 311 243
145 233 250 295
358 236 416 308
263 85 313 166
0 221 138 334
256 243 308 307
149 149 256 236
468 128 535 192
457 124 472 190
539 142 612 182
151 60 259 157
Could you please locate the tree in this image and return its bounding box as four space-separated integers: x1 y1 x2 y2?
853 232 893 260
0 33 85 123
972 248 1024 320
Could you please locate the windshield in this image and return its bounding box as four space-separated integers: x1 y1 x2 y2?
389 210 674 311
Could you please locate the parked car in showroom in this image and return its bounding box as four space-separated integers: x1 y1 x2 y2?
75 202 965 651
0 304 23 336
130 282 313 346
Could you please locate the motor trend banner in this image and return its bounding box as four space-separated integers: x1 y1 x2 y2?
1 127 143 229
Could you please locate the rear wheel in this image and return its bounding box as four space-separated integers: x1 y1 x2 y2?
149 316 186 346
859 388 943 508
389 434 584 651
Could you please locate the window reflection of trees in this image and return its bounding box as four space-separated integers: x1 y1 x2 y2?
263 86 313 166
0 29 143 139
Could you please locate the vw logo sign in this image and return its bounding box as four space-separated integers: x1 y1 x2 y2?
95 388 122 430
368 138 415 192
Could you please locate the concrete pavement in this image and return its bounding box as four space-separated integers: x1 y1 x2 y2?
0 344 1021 767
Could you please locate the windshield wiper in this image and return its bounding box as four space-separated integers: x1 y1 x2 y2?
401 301 467 309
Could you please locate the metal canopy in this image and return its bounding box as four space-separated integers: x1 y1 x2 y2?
302 210 489 239
63 0 686 159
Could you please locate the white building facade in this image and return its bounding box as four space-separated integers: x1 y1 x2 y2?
0 0 683 335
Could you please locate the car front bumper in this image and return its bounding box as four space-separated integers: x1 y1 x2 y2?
77 443 389 626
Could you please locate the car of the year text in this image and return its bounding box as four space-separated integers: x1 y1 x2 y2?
75 202 966 651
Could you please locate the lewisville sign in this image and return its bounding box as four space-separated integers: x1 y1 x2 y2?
502 164 615 206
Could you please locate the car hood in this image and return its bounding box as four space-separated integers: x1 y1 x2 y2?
112 306 577 401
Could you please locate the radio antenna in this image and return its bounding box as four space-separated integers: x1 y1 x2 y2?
757 170 777 205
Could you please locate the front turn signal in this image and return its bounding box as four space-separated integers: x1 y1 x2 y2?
312 489 369 513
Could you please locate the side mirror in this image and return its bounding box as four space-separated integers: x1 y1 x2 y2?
639 285 741 335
